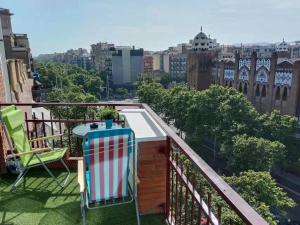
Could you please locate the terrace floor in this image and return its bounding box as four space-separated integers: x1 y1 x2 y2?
0 169 167 225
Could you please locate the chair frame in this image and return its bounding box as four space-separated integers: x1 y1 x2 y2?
0 110 70 191
78 129 140 225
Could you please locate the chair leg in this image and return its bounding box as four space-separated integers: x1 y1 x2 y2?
35 155 70 188
134 195 140 225
59 158 71 187
11 168 29 191
80 192 87 225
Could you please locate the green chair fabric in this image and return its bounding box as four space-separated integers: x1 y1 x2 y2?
0 105 70 191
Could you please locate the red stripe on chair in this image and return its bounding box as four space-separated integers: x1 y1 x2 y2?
118 135 123 198
109 136 114 198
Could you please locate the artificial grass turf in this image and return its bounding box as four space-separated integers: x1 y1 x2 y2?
0 169 166 225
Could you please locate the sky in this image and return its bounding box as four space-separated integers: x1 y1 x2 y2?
1 0 300 56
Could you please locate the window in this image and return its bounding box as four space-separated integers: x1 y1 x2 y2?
229 81 232 87
282 87 288 101
238 83 242 92
261 85 266 97
275 87 281 100
243 83 248 94
255 85 260 96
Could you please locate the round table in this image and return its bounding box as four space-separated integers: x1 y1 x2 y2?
72 122 120 138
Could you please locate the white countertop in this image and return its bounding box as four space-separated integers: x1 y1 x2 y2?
119 109 167 142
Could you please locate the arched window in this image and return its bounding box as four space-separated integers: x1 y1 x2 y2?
275 87 281 100
255 84 260 97
243 83 248 94
238 83 242 92
261 85 266 97
282 87 288 101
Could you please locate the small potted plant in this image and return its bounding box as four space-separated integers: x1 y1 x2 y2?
100 107 117 129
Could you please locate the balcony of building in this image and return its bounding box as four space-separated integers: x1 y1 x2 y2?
0 102 269 225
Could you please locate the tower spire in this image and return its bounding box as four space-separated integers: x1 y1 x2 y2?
201 26 202 32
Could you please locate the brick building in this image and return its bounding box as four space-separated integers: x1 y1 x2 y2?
187 30 300 118
213 52 300 117
143 55 153 73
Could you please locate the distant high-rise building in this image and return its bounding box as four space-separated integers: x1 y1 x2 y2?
90 42 116 72
112 47 144 85
170 54 187 79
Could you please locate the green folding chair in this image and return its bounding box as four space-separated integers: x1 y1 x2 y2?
0 105 70 191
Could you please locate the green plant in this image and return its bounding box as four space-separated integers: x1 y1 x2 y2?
100 107 117 120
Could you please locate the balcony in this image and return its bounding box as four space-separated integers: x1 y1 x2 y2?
0 102 268 225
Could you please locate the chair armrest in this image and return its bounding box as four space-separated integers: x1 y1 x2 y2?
6 147 51 159
30 134 63 143
78 159 85 193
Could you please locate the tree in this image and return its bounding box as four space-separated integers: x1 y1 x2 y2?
47 85 98 120
224 171 296 225
35 61 104 100
259 111 299 164
115 88 129 99
227 135 286 174
137 80 166 114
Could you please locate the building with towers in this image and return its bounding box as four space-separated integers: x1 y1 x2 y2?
187 29 300 118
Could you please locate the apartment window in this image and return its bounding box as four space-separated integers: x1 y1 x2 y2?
261 85 266 97
282 87 288 101
275 87 281 100
255 85 260 97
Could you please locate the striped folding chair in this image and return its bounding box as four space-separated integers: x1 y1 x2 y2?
78 128 140 225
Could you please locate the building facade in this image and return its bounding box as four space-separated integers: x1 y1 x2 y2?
0 9 33 72
144 55 153 73
213 53 300 116
90 42 115 72
188 30 300 117
169 54 187 79
112 47 144 86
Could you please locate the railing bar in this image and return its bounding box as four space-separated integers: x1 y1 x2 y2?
170 159 219 225
184 165 190 225
207 192 212 225
50 112 55 147
170 145 174 223
190 173 196 225
179 177 183 224
174 154 179 225
24 112 30 141
67 122 72 153
197 204 202 225
33 112 39 148
217 205 222 225
41 112 47 148
58 114 63 146
166 137 171 219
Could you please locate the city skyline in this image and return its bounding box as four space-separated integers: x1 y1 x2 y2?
2 0 300 56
